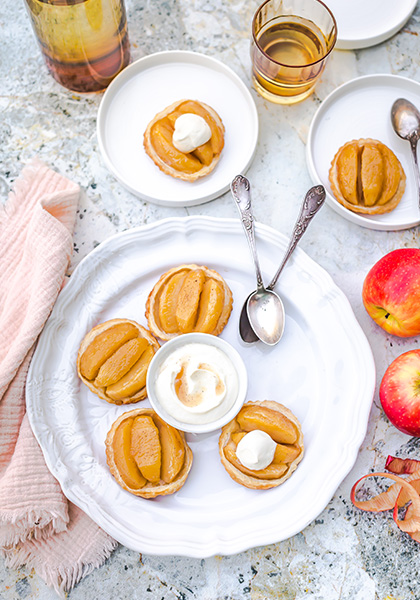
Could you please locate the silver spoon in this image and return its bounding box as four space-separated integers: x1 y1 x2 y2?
231 175 283 345
232 177 325 345
246 184 326 345
391 98 420 209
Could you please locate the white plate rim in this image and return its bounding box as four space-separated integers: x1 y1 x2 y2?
332 0 417 49
306 73 420 231
26 216 376 557
96 51 259 207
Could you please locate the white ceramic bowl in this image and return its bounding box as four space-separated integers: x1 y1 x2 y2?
146 332 248 434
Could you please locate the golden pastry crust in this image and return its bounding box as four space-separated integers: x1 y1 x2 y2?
105 408 193 498
219 401 304 490
77 318 160 405
143 99 225 182
145 264 233 341
329 138 406 215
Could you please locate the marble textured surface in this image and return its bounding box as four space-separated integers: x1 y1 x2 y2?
2 0 420 598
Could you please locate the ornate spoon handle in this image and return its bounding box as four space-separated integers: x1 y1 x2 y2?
409 137 420 210
231 175 264 290
267 185 325 291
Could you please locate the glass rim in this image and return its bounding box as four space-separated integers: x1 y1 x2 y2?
251 0 338 69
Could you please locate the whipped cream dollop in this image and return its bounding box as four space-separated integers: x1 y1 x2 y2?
236 430 276 470
154 342 238 425
172 113 212 153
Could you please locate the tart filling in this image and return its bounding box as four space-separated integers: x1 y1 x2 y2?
77 318 160 405
105 408 193 498
146 264 233 340
219 401 304 490
143 99 225 182
329 138 406 215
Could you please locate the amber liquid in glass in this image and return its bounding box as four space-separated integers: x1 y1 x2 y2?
253 16 328 102
26 0 130 92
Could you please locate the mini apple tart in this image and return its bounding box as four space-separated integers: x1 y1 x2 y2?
329 138 406 215
146 264 233 340
219 401 304 490
105 408 193 498
77 318 160 405
143 99 225 182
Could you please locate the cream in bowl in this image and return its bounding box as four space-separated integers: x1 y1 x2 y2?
146 333 248 434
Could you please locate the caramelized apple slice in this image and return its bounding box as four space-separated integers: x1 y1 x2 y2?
223 442 288 480
151 122 202 173
131 415 161 483
378 145 401 205
153 415 185 483
336 142 359 205
230 431 247 446
175 269 206 333
159 117 175 134
237 405 298 445
231 431 247 445
361 144 384 206
106 344 155 401
194 278 224 333
165 111 183 127
112 418 146 489
95 338 147 387
79 323 138 380
192 140 214 166
273 443 301 464
158 271 188 333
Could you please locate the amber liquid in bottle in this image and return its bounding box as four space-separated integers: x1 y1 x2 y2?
25 0 130 93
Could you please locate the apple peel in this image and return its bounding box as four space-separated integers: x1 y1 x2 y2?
386 455 420 474
351 457 420 542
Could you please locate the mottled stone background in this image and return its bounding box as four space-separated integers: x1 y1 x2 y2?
2 0 420 598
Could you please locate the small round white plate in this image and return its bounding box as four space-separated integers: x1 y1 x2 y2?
97 51 258 207
324 0 416 50
306 74 420 231
26 216 375 558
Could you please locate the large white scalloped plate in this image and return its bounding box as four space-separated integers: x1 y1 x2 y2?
26 217 375 557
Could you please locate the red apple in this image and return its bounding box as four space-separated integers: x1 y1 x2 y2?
362 248 420 337
380 350 420 436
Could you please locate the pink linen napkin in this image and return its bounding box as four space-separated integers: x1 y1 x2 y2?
0 160 117 595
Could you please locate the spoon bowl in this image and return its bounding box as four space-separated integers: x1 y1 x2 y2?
391 97 420 209
239 294 259 343
246 288 285 345
391 98 420 140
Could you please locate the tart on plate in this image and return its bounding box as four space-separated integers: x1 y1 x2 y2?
143 99 225 182
105 408 193 498
146 264 233 340
77 318 160 405
329 138 406 215
219 401 304 490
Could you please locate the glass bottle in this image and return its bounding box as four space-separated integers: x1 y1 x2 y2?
24 0 131 93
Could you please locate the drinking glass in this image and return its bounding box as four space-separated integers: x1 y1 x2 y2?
251 0 337 104
24 0 131 93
